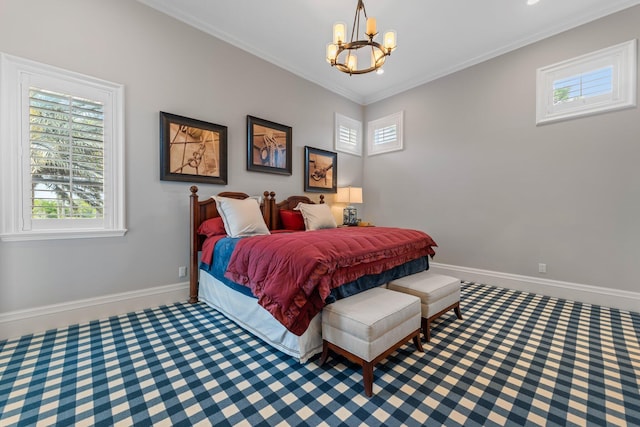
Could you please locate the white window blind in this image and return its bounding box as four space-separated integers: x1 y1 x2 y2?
367 111 403 156
29 87 105 220
339 124 358 146
334 113 362 156
373 124 397 145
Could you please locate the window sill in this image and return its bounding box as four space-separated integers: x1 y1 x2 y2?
0 228 128 242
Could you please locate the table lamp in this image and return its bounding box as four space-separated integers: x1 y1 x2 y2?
336 186 363 226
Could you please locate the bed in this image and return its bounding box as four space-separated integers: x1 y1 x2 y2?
189 186 437 362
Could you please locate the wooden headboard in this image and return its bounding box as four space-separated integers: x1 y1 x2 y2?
189 186 323 303
270 194 325 230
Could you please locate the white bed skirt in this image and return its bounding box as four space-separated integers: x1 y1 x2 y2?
198 269 323 363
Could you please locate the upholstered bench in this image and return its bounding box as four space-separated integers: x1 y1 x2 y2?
388 272 462 342
319 287 423 397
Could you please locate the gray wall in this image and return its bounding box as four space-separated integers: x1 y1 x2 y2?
364 6 640 293
0 0 363 312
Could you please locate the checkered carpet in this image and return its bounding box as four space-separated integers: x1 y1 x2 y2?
1 283 639 426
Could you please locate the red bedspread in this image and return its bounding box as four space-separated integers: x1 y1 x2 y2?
224 227 437 335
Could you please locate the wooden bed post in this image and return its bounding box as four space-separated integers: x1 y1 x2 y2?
189 185 199 304
262 191 272 229
261 191 277 229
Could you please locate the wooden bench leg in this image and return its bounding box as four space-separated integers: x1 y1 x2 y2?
454 302 463 320
412 331 424 352
422 302 463 342
363 362 374 397
320 330 423 397
422 317 431 342
319 340 330 366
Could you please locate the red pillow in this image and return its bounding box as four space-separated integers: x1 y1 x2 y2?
279 209 305 231
197 217 227 237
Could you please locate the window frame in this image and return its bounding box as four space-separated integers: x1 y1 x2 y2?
0 53 126 241
334 113 362 156
536 39 637 125
367 110 404 156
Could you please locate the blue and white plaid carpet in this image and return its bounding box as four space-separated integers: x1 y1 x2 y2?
1 282 639 426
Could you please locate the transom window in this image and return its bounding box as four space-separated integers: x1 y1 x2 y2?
367 111 403 156
334 113 362 156
553 66 613 104
536 39 637 125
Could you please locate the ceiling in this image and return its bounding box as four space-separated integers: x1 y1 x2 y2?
137 0 640 105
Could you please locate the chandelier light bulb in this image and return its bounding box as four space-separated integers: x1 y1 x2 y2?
383 31 397 51
347 55 357 72
333 22 346 44
326 43 338 63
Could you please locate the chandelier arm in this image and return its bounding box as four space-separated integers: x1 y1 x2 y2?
340 40 385 50
332 40 388 75
334 57 386 75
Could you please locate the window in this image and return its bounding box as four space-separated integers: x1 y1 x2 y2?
367 111 403 156
334 113 362 156
536 39 637 125
0 53 126 241
553 67 613 103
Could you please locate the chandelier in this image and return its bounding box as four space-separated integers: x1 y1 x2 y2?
326 0 397 75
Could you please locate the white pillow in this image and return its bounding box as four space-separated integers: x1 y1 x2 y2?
294 202 337 231
213 196 270 238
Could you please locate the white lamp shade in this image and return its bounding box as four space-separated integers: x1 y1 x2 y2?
336 187 363 204
349 187 363 203
336 187 349 203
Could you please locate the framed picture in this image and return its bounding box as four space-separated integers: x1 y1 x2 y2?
247 115 292 175
304 146 337 193
160 111 227 185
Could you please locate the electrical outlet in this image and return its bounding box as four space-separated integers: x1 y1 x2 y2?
538 263 546 273
178 266 187 277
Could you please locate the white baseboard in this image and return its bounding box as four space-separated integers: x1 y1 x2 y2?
0 282 189 341
430 262 640 313
3 265 638 341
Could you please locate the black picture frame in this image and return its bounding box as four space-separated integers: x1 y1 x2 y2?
160 111 228 185
304 146 337 193
247 115 292 175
